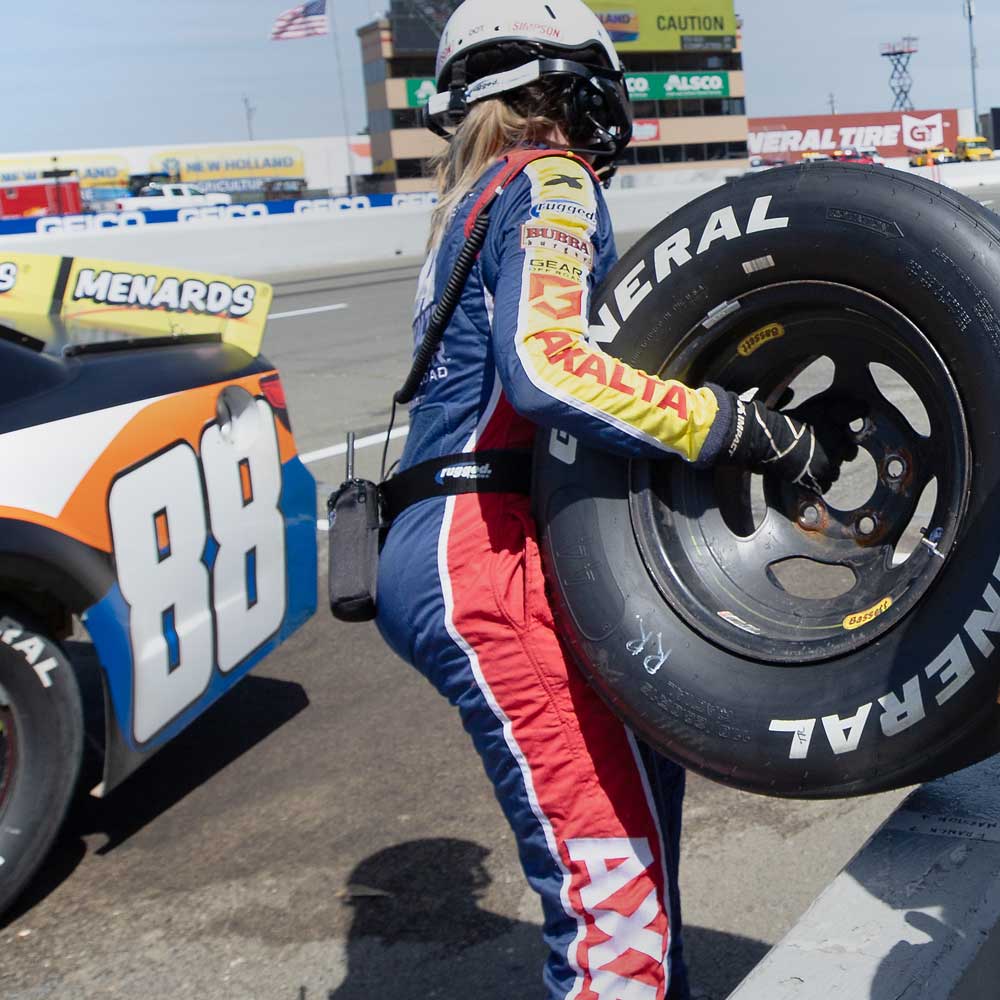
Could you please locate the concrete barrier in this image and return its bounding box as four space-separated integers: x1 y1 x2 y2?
905 159 1000 191
0 182 721 280
727 755 1000 999
10 157 998 281
0 202 437 278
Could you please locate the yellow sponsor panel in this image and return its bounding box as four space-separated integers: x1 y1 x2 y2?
0 154 130 189
150 145 305 183
0 253 67 343
738 322 784 357
843 597 892 631
0 252 272 357
584 0 737 52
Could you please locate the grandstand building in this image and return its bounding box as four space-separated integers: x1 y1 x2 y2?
356 0 748 193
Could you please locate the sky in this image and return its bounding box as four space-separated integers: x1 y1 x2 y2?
1 0 995 153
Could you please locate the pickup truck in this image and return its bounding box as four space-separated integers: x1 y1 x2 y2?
115 183 232 211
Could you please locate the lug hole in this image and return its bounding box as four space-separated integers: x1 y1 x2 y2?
857 515 876 536
799 504 821 528
886 457 906 479
849 417 865 434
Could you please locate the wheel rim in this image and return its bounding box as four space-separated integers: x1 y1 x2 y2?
0 683 16 812
630 282 972 664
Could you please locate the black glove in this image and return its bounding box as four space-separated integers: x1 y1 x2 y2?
716 388 860 494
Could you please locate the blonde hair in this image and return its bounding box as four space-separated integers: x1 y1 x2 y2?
427 90 564 247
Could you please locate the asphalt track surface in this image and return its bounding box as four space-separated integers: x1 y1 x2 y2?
6 192 999 999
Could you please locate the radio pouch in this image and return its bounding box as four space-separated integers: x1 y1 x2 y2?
327 429 381 622
327 474 381 622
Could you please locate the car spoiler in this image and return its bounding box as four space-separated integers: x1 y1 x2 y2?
0 252 272 357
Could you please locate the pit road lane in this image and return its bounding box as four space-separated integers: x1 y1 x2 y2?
5 211 982 999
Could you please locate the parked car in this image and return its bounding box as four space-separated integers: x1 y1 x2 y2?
747 156 784 173
853 145 884 163
114 183 232 211
262 178 308 201
909 145 958 167
127 171 179 196
836 146 883 165
0 252 317 916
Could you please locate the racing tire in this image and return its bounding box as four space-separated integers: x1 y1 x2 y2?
0 613 83 916
534 163 1000 797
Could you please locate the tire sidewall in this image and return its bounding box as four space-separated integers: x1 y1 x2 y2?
536 164 1000 795
0 613 83 914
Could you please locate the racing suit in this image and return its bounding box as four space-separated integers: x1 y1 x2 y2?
376 150 732 1000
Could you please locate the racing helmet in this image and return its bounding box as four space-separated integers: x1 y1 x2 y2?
425 0 633 175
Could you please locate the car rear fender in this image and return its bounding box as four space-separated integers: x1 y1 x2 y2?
0 517 114 618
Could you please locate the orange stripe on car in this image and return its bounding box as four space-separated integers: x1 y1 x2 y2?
3 371 298 551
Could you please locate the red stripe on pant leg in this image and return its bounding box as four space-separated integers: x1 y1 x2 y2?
475 389 536 451
447 489 670 999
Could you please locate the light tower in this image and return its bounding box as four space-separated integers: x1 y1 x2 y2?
881 37 919 111
964 0 979 123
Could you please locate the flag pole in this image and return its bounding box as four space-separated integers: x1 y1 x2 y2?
328 4 356 196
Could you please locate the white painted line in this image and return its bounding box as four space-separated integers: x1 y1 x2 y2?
300 425 409 465
270 303 348 320
317 519 329 532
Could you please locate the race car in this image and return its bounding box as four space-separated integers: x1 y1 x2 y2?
0 253 317 915
909 145 957 167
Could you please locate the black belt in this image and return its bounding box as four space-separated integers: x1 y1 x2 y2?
379 450 532 523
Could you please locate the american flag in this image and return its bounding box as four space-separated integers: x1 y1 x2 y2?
271 1 329 40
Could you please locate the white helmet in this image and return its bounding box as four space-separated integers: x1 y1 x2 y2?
425 0 633 175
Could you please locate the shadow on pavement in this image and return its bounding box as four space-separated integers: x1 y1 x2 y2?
2 666 308 927
682 925 771 999
328 837 543 1000
325 838 771 1000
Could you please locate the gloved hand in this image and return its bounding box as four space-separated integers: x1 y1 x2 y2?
715 388 861 494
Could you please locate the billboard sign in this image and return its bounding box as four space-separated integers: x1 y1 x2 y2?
901 112 946 148
0 154 130 190
585 0 737 52
748 109 960 161
149 145 306 194
626 71 730 101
